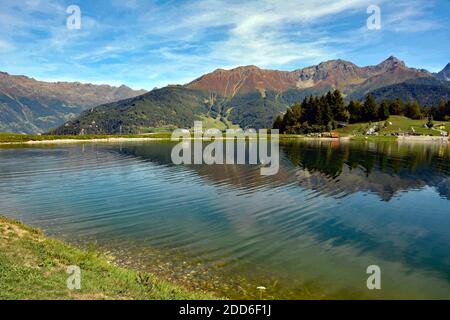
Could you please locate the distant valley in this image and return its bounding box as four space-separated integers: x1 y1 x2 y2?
0 72 146 133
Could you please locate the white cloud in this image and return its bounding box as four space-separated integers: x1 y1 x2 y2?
0 39 14 51
383 1 441 32
138 0 376 69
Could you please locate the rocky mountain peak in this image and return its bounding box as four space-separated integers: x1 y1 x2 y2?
436 63 450 81
375 56 406 71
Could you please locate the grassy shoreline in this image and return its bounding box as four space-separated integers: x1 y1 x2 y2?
0 132 173 144
1 131 449 145
0 216 215 300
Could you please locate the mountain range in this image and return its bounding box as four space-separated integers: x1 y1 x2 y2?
1 56 448 134
187 56 430 97
0 72 146 133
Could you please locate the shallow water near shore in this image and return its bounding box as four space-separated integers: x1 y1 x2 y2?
1 140 450 299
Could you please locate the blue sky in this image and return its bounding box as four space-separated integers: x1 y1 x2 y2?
0 0 448 90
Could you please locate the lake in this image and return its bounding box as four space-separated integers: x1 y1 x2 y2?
0 140 449 299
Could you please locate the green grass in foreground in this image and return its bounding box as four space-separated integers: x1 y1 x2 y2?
0 216 214 300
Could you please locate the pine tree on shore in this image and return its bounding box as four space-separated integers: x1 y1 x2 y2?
362 95 378 121
378 100 390 120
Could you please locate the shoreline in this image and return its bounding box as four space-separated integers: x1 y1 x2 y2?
397 135 450 143
0 137 169 145
0 134 449 146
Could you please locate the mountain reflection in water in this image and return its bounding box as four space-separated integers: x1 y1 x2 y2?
114 140 450 201
0 140 449 299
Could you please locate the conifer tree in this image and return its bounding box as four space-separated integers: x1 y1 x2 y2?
378 100 390 120
389 98 403 115
362 94 378 121
273 114 284 131
348 100 362 123
332 89 349 122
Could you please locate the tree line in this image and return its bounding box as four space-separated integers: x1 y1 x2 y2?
273 89 450 134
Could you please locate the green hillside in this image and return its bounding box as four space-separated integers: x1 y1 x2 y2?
53 87 312 134
53 86 213 134
366 78 450 106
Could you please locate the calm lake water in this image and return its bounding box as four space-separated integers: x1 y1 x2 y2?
1 140 450 299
